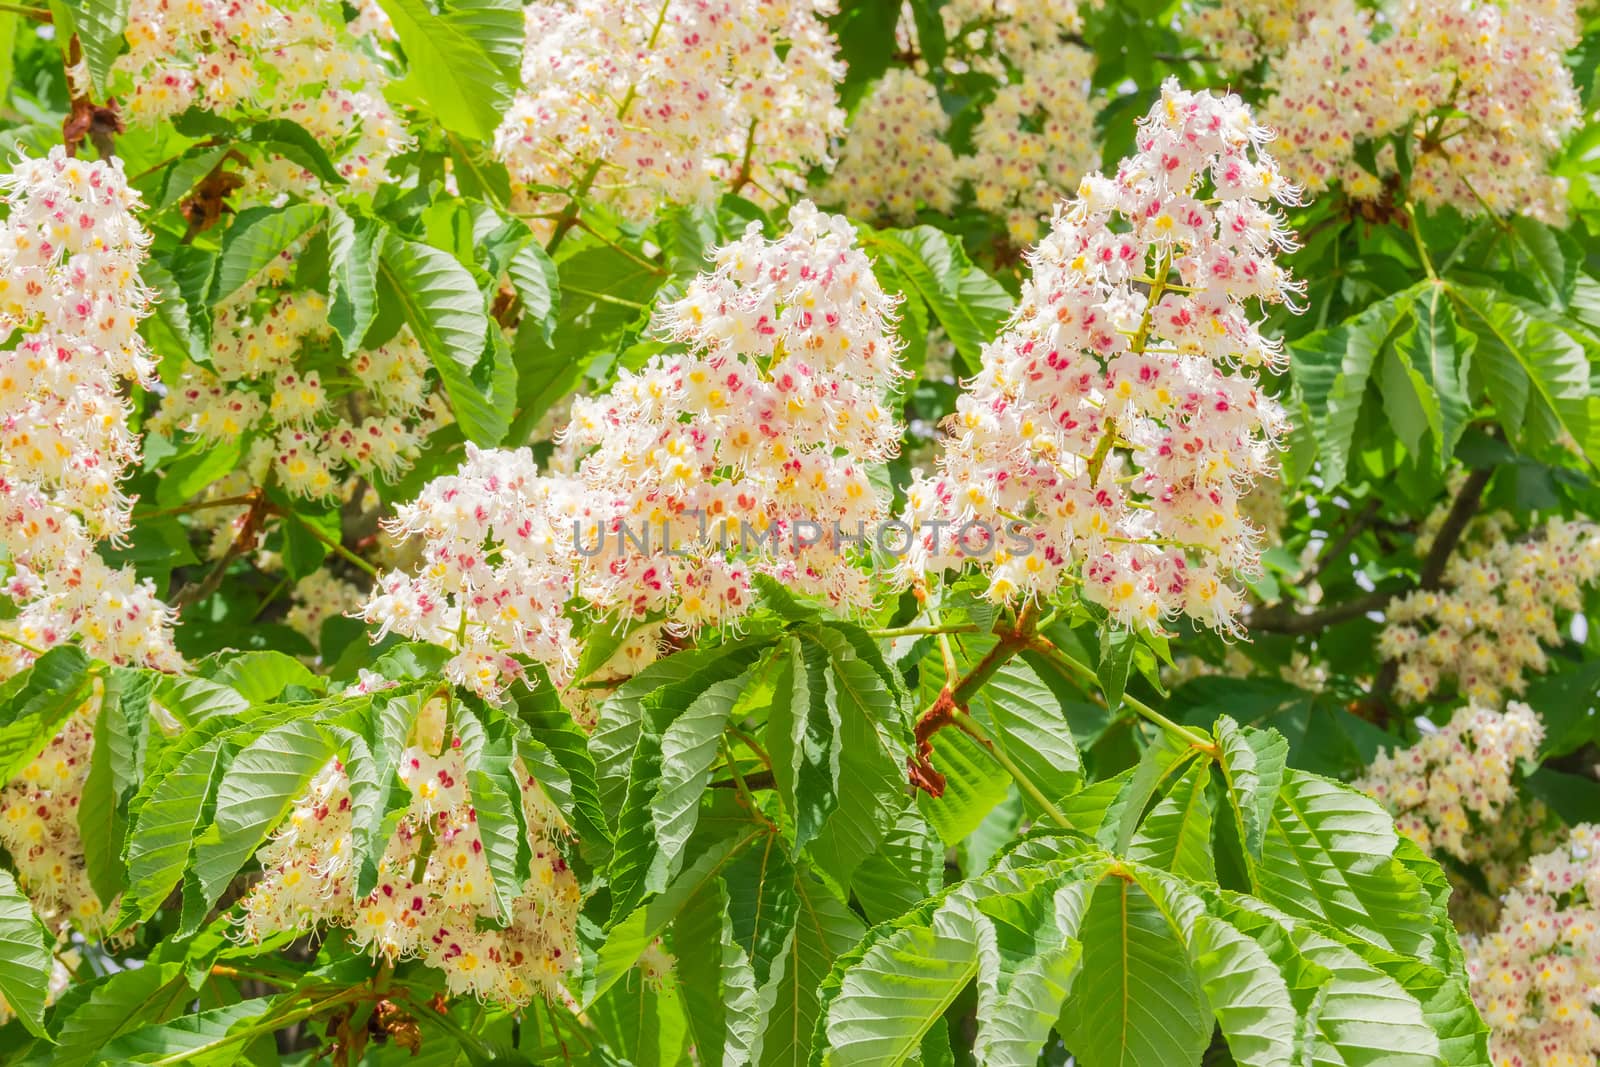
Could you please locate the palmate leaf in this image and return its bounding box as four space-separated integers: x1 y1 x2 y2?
820 714 1485 1067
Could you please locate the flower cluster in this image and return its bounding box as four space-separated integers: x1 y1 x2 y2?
1355 701 1554 928
1357 702 1543 860
239 734 580 1006
152 244 451 501
361 447 585 696
1380 515 1600 706
1465 824 1600 1067
828 1 1099 243
1183 0 1316 72
561 200 903 628
961 44 1100 245
899 82 1298 633
1262 0 1581 221
367 201 903 699
116 0 410 195
286 569 368 645
495 0 843 223
0 148 180 671
826 69 958 225
0 704 116 939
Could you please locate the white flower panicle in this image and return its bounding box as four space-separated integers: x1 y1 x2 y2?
1380 514 1600 706
827 69 959 225
1356 702 1543 864
829 2 1099 244
900 82 1299 634
1183 0 1317 72
0 148 180 670
563 200 903 630
1263 0 1581 221
117 0 410 194
239 740 581 1006
0 704 116 939
495 0 844 222
366 202 902 700
362 447 585 698
1465 824 1600 1067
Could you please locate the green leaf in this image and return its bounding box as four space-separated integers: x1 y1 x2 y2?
206 650 322 704
377 0 523 141
0 870 51 1039
766 635 839 854
803 625 904 890
72 0 129 96
1213 716 1288 861
1392 282 1473 465
456 704 530 924
93 996 275 1066
509 238 560 344
762 871 863 1067
327 207 383 353
121 733 233 925
0 646 94 783
1255 770 1439 963
588 814 770 1005
211 203 325 303
1057 877 1211 1067
672 878 763 1066
608 660 756 923
80 669 154 906
50 963 192 1067
862 226 1012 372
378 235 511 445
970 872 1096 1067
0 14 17 105
234 119 346 187
972 658 1080 813
347 691 418 898
650 675 748 889
1451 286 1600 464
1095 632 1137 716
851 801 942 925
821 896 981 1065
1128 761 1216 882
187 719 331 932
1132 869 1297 1067
510 684 610 860
1291 286 1420 485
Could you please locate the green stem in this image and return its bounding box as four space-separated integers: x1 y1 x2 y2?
1401 202 1437 280
1029 637 1217 755
284 510 378 577
0 631 46 657
867 623 983 639
545 0 673 253
952 708 1071 829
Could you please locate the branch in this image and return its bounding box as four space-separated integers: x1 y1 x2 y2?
1248 467 1493 637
